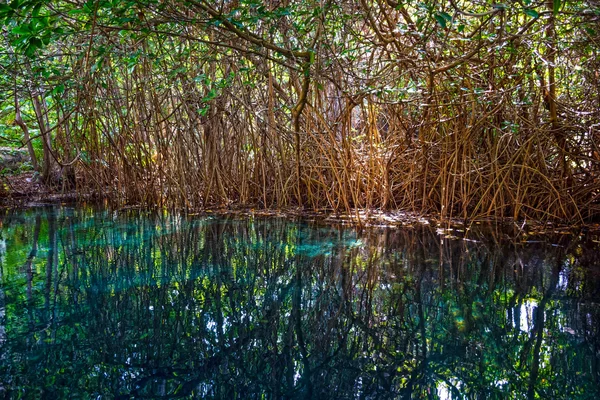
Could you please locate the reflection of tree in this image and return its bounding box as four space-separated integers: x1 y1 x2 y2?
0 209 598 398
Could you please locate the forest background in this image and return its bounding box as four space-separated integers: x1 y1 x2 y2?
1 0 599 223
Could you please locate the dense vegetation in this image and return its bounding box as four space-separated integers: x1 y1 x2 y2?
1 0 600 222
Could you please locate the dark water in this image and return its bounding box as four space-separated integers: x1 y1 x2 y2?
0 207 599 399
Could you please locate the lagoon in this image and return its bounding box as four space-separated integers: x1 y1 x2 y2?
0 207 598 398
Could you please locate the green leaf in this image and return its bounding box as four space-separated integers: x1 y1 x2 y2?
193 74 208 84
434 14 446 28
0 4 12 16
12 25 32 35
29 37 42 48
275 7 291 17
51 84 65 95
439 11 452 22
24 43 37 57
202 88 217 102
198 106 210 116
524 9 539 18
553 0 560 14
32 3 42 17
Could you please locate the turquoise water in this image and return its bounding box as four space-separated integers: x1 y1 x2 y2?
0 207 598 399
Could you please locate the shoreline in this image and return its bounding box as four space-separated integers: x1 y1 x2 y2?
1 187 596 239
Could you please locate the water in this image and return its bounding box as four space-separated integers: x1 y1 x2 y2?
0 207 598 399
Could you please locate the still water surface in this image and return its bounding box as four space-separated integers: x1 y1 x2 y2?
0 207 598 399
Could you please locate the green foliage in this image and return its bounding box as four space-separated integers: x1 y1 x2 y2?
434 11 452 28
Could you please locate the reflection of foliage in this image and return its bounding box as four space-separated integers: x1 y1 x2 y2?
0 208 598 398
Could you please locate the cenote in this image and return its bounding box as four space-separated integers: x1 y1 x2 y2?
0 207 598 399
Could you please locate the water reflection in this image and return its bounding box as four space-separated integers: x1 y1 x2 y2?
0 207 598 399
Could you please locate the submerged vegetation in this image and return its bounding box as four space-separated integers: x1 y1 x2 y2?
1 1 600 222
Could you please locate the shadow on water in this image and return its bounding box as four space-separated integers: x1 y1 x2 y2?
0 207 599 399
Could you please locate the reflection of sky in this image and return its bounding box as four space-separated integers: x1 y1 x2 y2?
558 268 570 291
437 381 450 399
519 299 537 332
437 379 462 400
439 377 506 399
